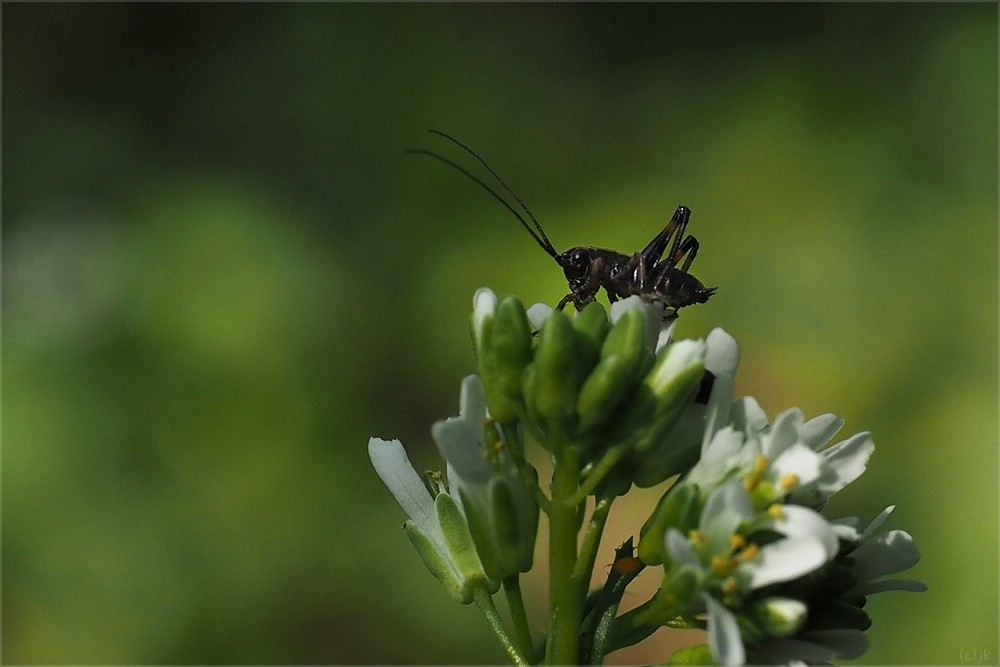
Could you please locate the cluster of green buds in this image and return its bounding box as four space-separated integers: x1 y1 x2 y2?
471 287 710 496
368 287 924 666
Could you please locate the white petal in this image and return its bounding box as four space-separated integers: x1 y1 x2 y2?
749 537 829 588
664 527 701 569
473 286 496 314
611 295 668 352
850 529 922 582
432 417 491 485
702 371 735 445
654 317 677 355
691 426 744 487
772 505 839 558
705 594 746 666
860 505 895 540
526 302 554 330
764 408 805 458
646 338 706 394
609 294 644 322
368 437 439 534
798 413 843 451
858 577 928 594
829 517 861 542
730 396 769 435
705 328 740 377
769 443 824 488
459 374 488 421
472 288 497 343
702 479 754 538
701 330 741 445
818 431 874 491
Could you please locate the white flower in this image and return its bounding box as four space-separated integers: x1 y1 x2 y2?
687 404 874 511
368 437 496 603
663 481 839 589
741 506 925 665
660 479 840 666
431 375 538 579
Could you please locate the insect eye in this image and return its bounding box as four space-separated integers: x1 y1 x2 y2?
567 249 590 273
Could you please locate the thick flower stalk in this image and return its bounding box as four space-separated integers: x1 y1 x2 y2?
368 287 924 666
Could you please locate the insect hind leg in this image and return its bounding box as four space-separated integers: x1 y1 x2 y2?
674 235 700 272
640 205 690 270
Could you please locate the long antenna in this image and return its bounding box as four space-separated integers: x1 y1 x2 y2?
420 129 559 258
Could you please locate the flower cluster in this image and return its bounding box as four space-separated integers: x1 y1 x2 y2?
368 288 924 666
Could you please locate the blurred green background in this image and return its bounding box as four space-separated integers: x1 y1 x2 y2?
3 4 996 664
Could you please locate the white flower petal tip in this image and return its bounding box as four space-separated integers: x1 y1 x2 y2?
705 328 740 375
526 302 554 329
705 594 746 666
368 437 438 531
473 287 497 314
608 294 646 322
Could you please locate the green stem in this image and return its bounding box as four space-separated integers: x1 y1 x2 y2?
601 597 677 654
573 494 614 599
503 575 535 662
545 446 584 665
588 560 645 663
474 586 530 667
566 443 629 506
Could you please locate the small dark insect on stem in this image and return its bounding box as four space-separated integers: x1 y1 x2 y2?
407 130 716 315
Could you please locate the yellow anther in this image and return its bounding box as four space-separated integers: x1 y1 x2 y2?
779 472 799 491
721 576 738 594
729 534 746 552
689 530 706 546
739 543 760 561
767 503 785 520
745 454 769 491
711 554 728 575
754 455 769 476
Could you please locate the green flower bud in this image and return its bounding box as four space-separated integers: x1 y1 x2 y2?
659 566 700 611
576 307 649 434
435 491 499 600
632 565 699 627
752 596 808 638
638 483 701 565
489 476 537 573
571 301 611 372
522 309 581 440
667 644 714 665
621 339 706 455
457 476 538 581
403 520 471 603
477 295 532 424
469 287 497 364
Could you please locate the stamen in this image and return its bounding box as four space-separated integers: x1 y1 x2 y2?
779 472 799 491
744 454 769 491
